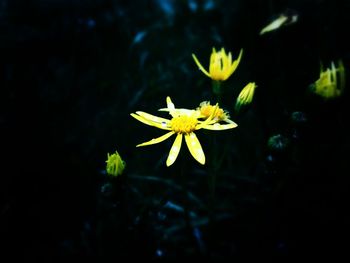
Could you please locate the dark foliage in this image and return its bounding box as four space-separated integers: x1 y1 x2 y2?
1 0 350 260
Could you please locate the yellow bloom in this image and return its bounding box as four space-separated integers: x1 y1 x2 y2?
192 47 243 81
106 151 126 176
131 97 237 167
310 60 345 100
235 82 257 112
197 101 236 124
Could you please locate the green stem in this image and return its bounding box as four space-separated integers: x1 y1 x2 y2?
212 80 222 104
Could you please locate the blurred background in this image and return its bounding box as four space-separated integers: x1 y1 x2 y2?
1 0 350 260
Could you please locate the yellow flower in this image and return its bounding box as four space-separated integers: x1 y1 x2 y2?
131 97 237 167
310 60 345 100
197 101 236 124
106 151 126 176
192 47 243 81
235 82 257 112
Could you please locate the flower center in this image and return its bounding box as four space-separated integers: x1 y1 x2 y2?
170 115 198 134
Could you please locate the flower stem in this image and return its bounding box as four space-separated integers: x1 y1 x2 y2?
212 80 222 104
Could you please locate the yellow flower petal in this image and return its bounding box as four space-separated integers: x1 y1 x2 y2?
185 132 205 165
209 49 221 78
131 112 171 130
166 96 175 111
137 131 175 147
202 122 238 130
135 111 170 124
159 108 197 117
196 104 218 129
223 118 237 124
228 49 243 77
166 133 183 167
227 52 232 67
192 53 211 78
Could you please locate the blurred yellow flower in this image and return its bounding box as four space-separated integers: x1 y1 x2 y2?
192 47 243 81
197 101 236 124
131 97 237 167
260 14 289 35
310 60 345 100
106 151 126 176
235 82 257 112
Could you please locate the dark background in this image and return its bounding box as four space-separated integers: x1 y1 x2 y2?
1 0 350 260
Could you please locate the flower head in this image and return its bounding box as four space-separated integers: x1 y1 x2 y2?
131 97 237 166
106 151 126 176
310 60 345 100
197 101 236 124
192 47 243 81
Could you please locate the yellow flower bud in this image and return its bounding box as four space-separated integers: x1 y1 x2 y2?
235 82 257 112
310 60 345 100
106 151 126 177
